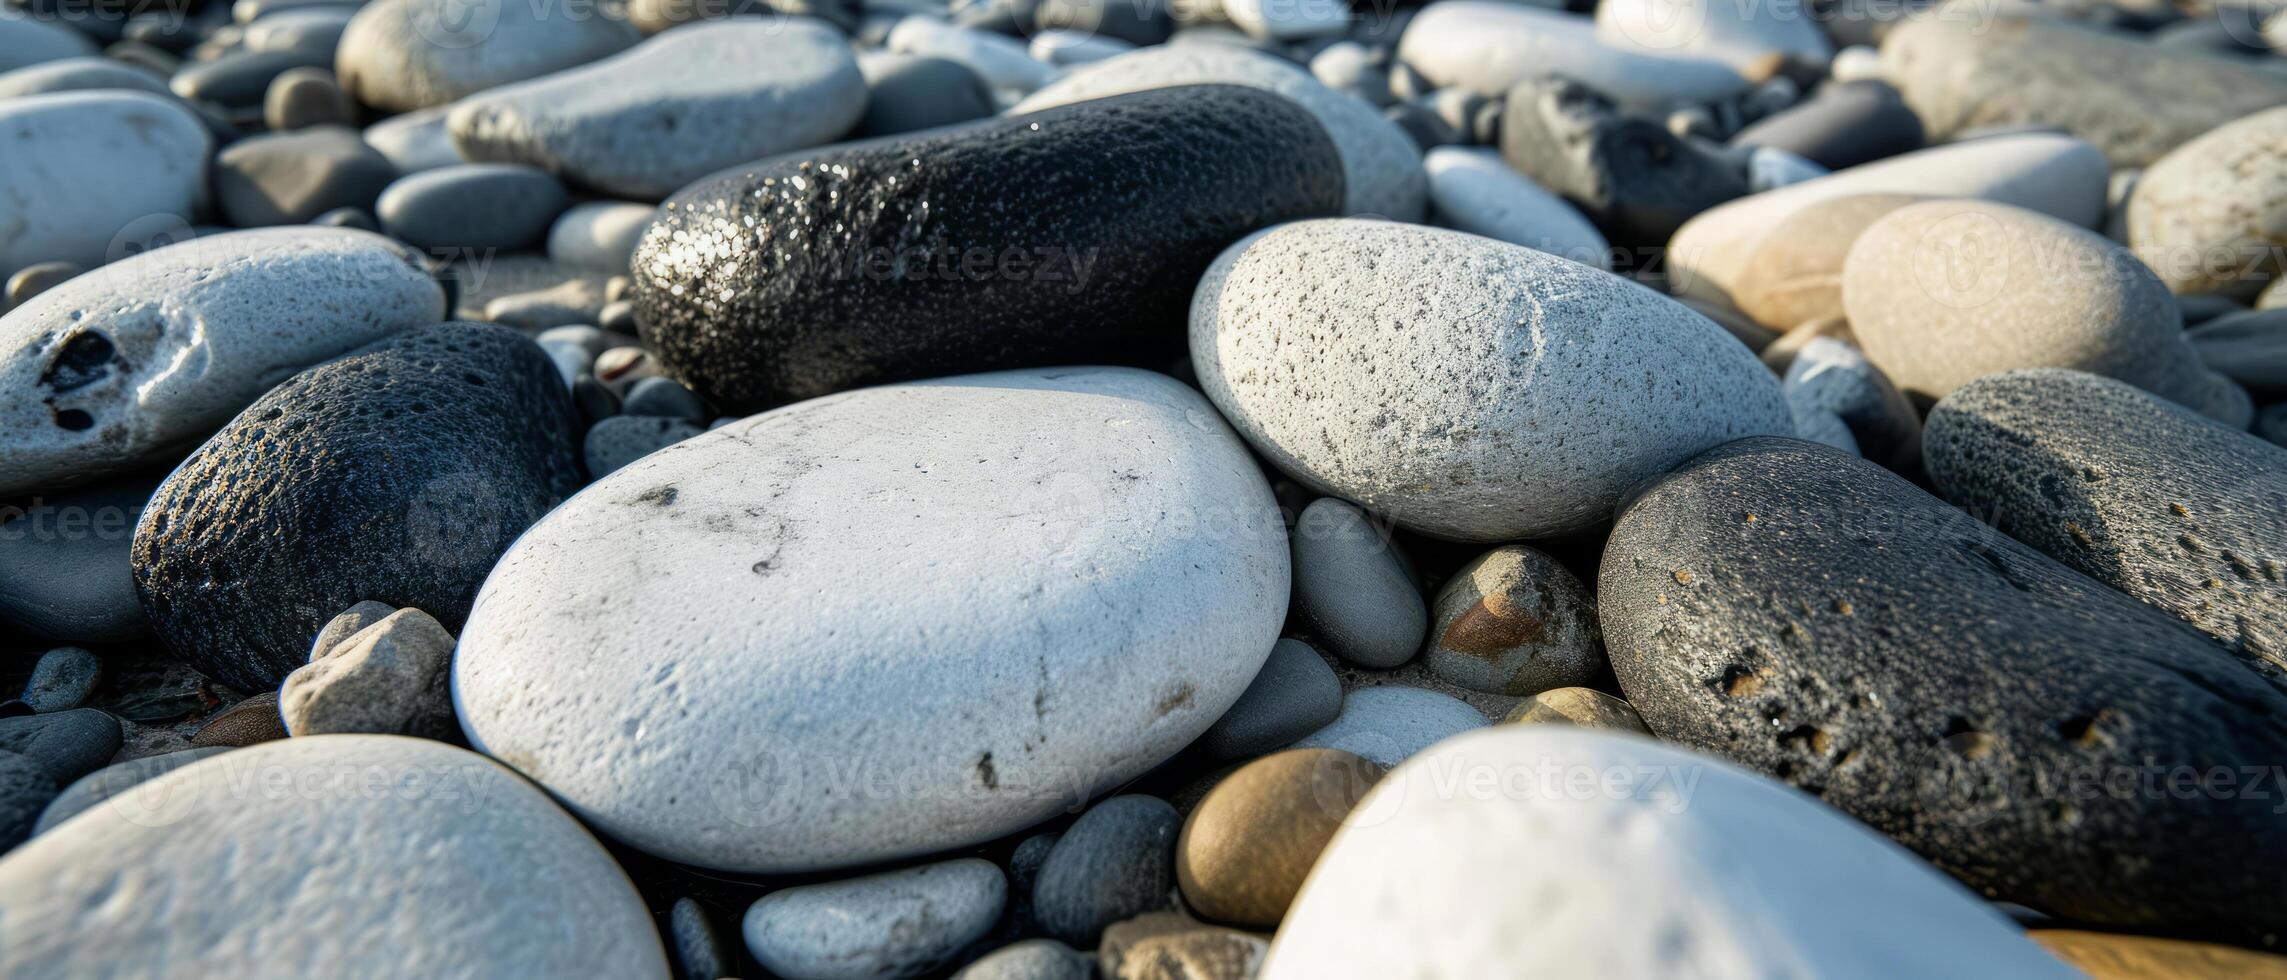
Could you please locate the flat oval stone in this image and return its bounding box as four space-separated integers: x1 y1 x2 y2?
171 46 330 107
1193 638 1342 762
455 367 1290 873
2127 106 2287 300
1926 369 2287 682
1176 748 1380 928
1595 0 1832 71
449 19 865 201
132 321 584 690
0 735 669 977
1423 146 1609 268
1191 219 1791 541
1261 727 2078 977
1600 436 2287 943
335 0 640 112
1730 80 1924 171
1290 686 1486 767
1012 45 1426 222
377 163 570 252
1398 1 1749 109
742 858 1007 979
1289 498 1425 670
0 90 211 284
1843 199 2248 425
633 86 1344 410
547 200 655 273
1034 794 1181 946
363 104 462 172
0 55 168 98
0 227 445 496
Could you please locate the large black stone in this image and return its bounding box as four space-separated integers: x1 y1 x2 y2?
1600 436 2287 944
131 322 583 690
631 84 1346 411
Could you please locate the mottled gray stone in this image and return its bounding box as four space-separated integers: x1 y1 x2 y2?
280 607 458 739
21 647 100 713
335 0 640 112
1289 499 1424 669
1422 545 1602 697
1035 795 1180 947
744 858 1007 979
581 414 703 478
1782 336 1922 474
212 126 397 226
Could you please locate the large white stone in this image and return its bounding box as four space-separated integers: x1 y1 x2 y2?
1667 132 2110 312
1595 0 1832 72
1015 45 1427 222
1424 146 1610 268
1397 2 1751 110
1191 219 1791 542
335 0 641 112
449 20 866 201
1261 727 2079 978
455 367 1291 873
0 735 669 977
0 90 212 283
0 227 446 496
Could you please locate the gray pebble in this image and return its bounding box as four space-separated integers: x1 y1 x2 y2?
310 600 397 661
33 746 227 835
280 607 458 740
955 939 1090 980
0 751 56 852
1193 638 1342 760
483 278 607 331
571 375 621 425
0 709 122 784
0 56 168 99
377 163 569 252
171 46 329 108
1289 685 1485 768
583 414 703 478
743 858 1007 979
213 126 397 227
262 65 354 130
855 51 996 138
620 377 708 421
1782 336 1922 475
22 648 101 714
2261 402 2287 449
0 473 153 644
1034 795 1179 947
2187 308 2287 399
362 104 462 173
546 201 653 274
309 206 377 230
1289 499 1425 670
668 897 733 980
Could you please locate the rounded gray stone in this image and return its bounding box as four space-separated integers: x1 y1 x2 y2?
311 600 399 661
581 413 703 478
281 607 459 740
1289 499 1425 669
377 163 569 252
32 745 227 835
363 104 462 172
0 472 156 643
0 14 98 73
1289 685 1486 768
335 0 640 112
262 65 356 130
1422 545 1602 697
1780 336 1921 476
0 56 167 99
213 125 398 226
546 200 654 273
0 750 55 852
668 897 733 980
956 939 1091 980
1194 638 1342 761
743 858 1007 979
243 6 356 53
854 51 995 138
0 708 121 784
483 278 607 332
21 647 101 713
2187 308 2287 399
1034 795 1180 948
1422 145 1609 268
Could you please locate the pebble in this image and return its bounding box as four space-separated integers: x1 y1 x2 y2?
0 473 156 643
242 6 354 54
0 56 167 98
2188 309 2287 398
172 46 330 107
1501 686 1649 733
886 16 1054 95
581 414 703 477
31 746 226 835
1193 638 1343 761
450 20 864 201
0 91 211 284
2179 292 2250 328
1222 0 1347 40
1594 0 1831 72
1925 369 2287 679
2 261 80 310
261 65 354 129
1289 499 1425 669
1290 685 1485 767
0 227 445 497
1782 334 1923 474
2033 929 2287 979
1262 727 2079 977
1191 219 1791 541
1882 14 2287 167
1728 191 1920 331
1498 74 1749 248
212 126 398 226
1307 41 1388 106
635 86 1342 410
188 690 287 748
1176 748 1381 927
0 709 120 784
1098 910 1268 980
1036 0 1172 45
1422 146 1610 268
1829 42 1882 81
310 600 395 660
546 201 654 273
1746 145 1828 192
1398 2 1750 109
955 939 1091 980
377 163 570 252
21 647 101 713
1421 545 1603 697
743 858 1008 980
455 368 1288 872
0 12 98 72
334 0 641 112
667 897 733 980
854 51 996 137
2126 106 2287 300
1029 29 1136 66
1843 199 2250 425
1729 80 1924 171
131 321 584 690
619 377 709 421
1034 795 1181 946
362 103 462 172
1787 394 1859 454
1600 436 2287 942
482 278 608 331
0 751 53 851
0 736 670 976
279 607 459 739
1013 45 1427 222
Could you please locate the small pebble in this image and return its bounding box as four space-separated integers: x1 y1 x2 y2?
21 647 102 713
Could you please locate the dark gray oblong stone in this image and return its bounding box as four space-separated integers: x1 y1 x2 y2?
1600 436 2287 944
1728 80 1924 172
631 84 1345 411
213 126 399 227
1031 794 1179 948
1497 74 1748 250
1925 369 2287 684
131 321 583 690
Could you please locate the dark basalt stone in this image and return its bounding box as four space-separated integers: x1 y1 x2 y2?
631 84 1346 410
131 322 584 690
1498 74 1748 250
1600 436 2287 944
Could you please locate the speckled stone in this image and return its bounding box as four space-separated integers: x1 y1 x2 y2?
1289 685 1485 768
1421 545 1602 697
189 690 286 748
132 322 583 691
20 647 100 713
455 368 1289 873
335 0 640 112
1497 74 1748 248
0 709 120 784
1288 499 1425 669
581 414 702 478
0 227 444 497
1191 219 1791 542
280 607 458 739
1844 199 2249 425
634 86 1343 411
2127 106 2287 300
743 858 1007 979
1261 728 2077 978
1926 369 2287 684
449 20 864 201
667 897 732 980
1398 1 1750 109
1423 146 1609 268
1035 795 1181 947
1501 687 1649 732
1729 80 1924 171
1600 436 2287 944
1729 192 1923 331
31 745 226 835
1193 638 1342 761
0 736 668 976
0 90 211 284
1012 45 1426 222
1176 748 1380 928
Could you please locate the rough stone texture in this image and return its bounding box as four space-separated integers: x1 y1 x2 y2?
189 690 287 748
0 227 446 497
0 472 156 642
2127 106 2287 300
635 86 1343 411
1035 795 1181 947
1289 686 1486 768
212 126 399 227
1497 74 1749 249
280 607 459 739
1098 911 1268 980
1881 15 2287 167
1926 369 2287 686
2032 929 2287 978
1422 545 1602 696
455 368 1289 873
132 321 583 691
667 897 732 980
1783 335 1923 475
21 646 100 713
0 749 55 850
1193 638 1342 761
1423 145 1609 268
1398 1 1749 109
0 90 211 284
334 0 640 112
1191 219 1791 542
854 51 995 138
1261 727 2079 977
1600 436 2287 943
1012 45 1425 222
1730 192 1923 332
32 745 227 835
1175 748 1380 928
449 20 865 201
742 858 1007 979
1729 80 1924 171
1844 199 2249 425
1501 687 1650 733
0 736 669 976
1288 499 1424 669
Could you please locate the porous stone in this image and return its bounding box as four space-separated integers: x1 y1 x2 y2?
1422 145 1609 268
2126 106 2287 300
742 858 1007 979
21 647 100 713
1421 545 1602 697
1501 687 1649 733
1193 638 1343 761
0 473 157 643
1034 795 1181 947
335 0 641 112
1290 685 1485 767
212 126 398 226
0 90 211 284
1176 748 1381 928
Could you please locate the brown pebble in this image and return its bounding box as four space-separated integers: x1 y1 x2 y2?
1175 749 1382 929
189 691 288 748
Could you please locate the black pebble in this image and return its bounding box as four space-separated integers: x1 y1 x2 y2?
1500 74 1748 249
